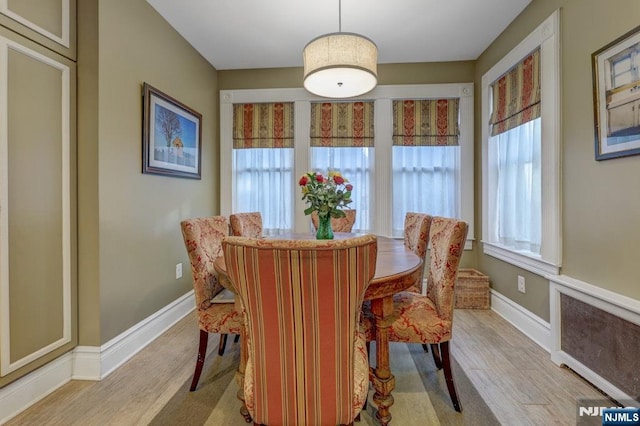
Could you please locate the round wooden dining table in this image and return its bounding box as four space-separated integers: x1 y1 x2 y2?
213 233 422 426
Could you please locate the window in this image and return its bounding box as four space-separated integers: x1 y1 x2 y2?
490 118 541 253
230 102 294 234
392 146 459 236
220 84 474 243
309 101 374 232
391 99 461 237
233 148 293 233
481 10 561 275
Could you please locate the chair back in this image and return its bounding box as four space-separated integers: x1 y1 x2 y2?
403 213 432 259
311 209 357 232
180 216 229 310
229 212 263 238
403 213 432 292
223 235 377 425
426 217 468 322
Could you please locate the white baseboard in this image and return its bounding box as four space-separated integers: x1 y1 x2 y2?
74 291 195 380
490 289 551 352
71 346 101 380
0 353 73 424
0 291 195 424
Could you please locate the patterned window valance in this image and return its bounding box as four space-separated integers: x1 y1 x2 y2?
309 101 374 147
392 99 460 146
489 48 541 136
233 103 294 148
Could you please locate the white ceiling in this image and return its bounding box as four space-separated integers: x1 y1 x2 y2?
146 0 531 71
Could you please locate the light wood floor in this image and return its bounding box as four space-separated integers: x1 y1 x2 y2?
6 309 604 425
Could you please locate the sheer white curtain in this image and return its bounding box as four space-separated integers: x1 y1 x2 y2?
491 117 541 253
233 148 293 234
391 146 459 237
310 147 373 232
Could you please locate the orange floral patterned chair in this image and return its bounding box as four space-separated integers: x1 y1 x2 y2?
403 213 432 293
180 216 243 392
311 209 357 232
361 216 468 412
229 212 263 238
222 234 377 425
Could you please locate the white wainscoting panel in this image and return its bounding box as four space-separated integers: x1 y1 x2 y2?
549 274 640 404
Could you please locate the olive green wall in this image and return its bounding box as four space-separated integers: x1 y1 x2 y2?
77 0 101 348
218 61 476 89
78 0 219 344
476 0 640 321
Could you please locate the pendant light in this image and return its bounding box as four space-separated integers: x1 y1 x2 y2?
302 0 378 98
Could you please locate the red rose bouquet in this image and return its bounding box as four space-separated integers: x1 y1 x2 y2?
298 170 353 219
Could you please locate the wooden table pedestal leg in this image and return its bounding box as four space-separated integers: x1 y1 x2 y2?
370 296 396 425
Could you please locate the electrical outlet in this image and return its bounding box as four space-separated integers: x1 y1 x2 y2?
517 275 526 293
175 263 183 279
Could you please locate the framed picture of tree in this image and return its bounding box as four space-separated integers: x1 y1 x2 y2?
142 83 202 178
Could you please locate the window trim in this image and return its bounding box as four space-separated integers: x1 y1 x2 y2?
220 83 474 245
481 10 561 275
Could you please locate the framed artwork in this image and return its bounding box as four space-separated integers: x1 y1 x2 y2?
592 25 640 160
142 83 202 178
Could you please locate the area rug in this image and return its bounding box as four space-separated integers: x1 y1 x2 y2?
150 340 497 425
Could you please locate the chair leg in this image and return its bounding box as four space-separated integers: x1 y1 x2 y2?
363 340 371 411
190 330 209 391
430 343 443 370
422 343 429 352
234 334 240 343
218 333 228 356
441 341 462 412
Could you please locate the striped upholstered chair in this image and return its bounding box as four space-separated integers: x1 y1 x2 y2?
223 234 377 425
361 217 468 412
403 213 432 294
180 216 243 391
311 209 357 233
229 212 263 238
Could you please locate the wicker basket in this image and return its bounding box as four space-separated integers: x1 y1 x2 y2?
455 268 490 309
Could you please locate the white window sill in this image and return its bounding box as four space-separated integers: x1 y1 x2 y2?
482 242 560 276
